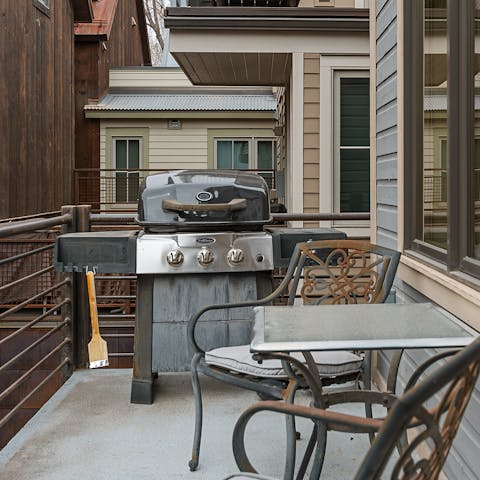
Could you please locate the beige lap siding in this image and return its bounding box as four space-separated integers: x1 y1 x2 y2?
304 54 321 227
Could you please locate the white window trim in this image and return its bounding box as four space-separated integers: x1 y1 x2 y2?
318 55 370 236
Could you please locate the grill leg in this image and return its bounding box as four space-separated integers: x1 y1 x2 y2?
130 378 154 404
131 274 154 404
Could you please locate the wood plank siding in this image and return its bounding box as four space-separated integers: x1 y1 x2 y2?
303 54 321 227
75 0 150 171
374 1 480 477
0 0 75 218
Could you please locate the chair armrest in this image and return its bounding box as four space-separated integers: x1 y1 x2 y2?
232 400 383 474
187 295 279 355
187 259 300 354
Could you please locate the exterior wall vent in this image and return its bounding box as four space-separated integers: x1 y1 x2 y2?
168 119 182 130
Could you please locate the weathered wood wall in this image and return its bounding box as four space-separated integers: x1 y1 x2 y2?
74 0 150 171
0 0 75 219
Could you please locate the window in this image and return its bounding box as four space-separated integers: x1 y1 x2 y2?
404 0 480 279
334 72 370 213
214 138 276 188
113 138 141 203
216 140 249 170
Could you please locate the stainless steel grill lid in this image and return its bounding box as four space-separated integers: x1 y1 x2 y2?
137 170 272 232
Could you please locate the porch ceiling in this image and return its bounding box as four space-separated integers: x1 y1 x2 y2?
164 7 369 86
173 52 292 86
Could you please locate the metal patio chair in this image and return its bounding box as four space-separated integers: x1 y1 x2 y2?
226 334 480 480
187 239 401 473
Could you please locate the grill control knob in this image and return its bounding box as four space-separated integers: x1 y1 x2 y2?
197 247 214 266
166 249 184 266
227 248 245 265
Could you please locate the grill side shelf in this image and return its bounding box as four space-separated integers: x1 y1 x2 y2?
54 231 138 273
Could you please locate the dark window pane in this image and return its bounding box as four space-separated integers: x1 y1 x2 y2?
425 0 446 9
233 141 249 169
340 149 370 212
115 140 127 169
116 172 127 203
257 141 274 169
340 78 370 147
128 173 140 203
128 140 140 169
257 140 275 187
217 141 232 169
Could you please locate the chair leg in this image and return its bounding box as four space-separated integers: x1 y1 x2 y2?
296 424 317 480
362 351 375 444
283 382 299 480
189 353 203 471
307 422 327 480
294 420 327 480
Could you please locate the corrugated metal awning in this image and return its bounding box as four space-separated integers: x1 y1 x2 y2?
424 95 480 112
85 93 277 112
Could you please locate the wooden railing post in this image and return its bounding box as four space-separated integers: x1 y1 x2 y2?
61 205 91 368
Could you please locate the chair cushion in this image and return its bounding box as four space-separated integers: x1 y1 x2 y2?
205 345 362 380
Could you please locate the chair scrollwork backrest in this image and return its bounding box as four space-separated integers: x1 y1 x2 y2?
355 336 480 480
284 240 400 306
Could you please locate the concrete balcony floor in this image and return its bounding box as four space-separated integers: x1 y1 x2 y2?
0 369 375 480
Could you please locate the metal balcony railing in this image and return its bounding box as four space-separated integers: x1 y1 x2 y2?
0 206 369 449
0 210 74 449
73 168 277 213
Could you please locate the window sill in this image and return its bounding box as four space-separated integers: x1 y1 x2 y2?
399 252 480 331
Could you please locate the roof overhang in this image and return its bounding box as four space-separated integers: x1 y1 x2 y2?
74 0 151 65
164 7 369 86
71 0 93 23
74 0 118 41
84 87 277 119
84 110 276 119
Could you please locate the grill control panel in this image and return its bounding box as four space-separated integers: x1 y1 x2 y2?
136 231 273 274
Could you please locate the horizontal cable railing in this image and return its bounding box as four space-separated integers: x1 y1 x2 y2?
0 206 371 447
0 210 75 449
87 210 371 364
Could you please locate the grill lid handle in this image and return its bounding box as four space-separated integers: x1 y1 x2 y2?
161 198 247 213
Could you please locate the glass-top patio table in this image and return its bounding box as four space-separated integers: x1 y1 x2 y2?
251 303 477 353
232 303 479 480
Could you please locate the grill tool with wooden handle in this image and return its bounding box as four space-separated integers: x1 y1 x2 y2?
86 271 109 368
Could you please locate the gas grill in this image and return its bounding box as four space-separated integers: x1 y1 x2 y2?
54 170 347 404
132 170 274 403
135 170 274 275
